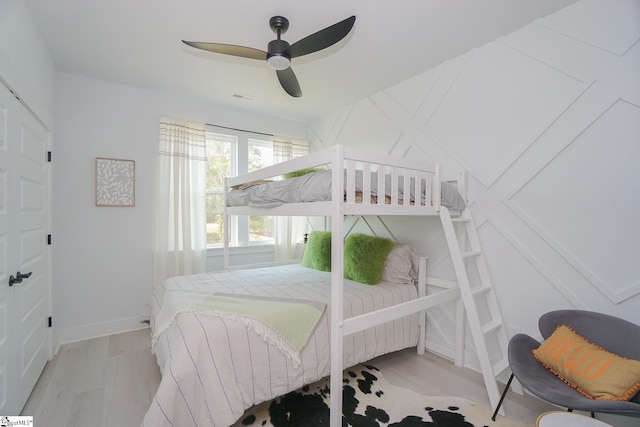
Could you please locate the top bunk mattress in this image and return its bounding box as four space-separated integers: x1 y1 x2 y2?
226 169 466 211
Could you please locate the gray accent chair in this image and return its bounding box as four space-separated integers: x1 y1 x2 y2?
492 310 640 420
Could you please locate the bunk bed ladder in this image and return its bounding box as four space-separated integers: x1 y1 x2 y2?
439 206 511 415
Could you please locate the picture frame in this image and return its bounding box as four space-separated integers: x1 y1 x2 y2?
95 157 135 207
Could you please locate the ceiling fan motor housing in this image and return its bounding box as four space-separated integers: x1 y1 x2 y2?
267 39 291 70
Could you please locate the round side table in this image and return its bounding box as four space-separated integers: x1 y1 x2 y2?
536 411 614 427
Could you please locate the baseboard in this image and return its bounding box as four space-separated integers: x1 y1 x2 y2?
58 316 149 345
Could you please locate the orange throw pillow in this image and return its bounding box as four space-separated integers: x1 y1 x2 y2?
533 325 640 400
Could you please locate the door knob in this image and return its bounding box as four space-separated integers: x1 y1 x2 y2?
8 271 32 286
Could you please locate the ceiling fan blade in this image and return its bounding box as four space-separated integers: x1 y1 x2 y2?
286 15 356 58
182 41 267 60
276 67 302 97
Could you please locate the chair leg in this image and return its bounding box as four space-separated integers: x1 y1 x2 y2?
568 409 595 418
491 373 514 421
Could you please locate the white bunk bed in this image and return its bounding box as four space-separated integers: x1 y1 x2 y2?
223 145 472 426
144 144 508 427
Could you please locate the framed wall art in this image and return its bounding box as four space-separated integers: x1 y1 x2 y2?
95 157 135 207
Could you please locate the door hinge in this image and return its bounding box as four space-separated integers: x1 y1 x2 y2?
48 316 52 327
47 151 52 162
9 88 21 101
47 234 52 245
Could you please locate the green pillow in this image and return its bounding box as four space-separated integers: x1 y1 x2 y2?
282 168 322 179
344 234 395 285
302 231 332 271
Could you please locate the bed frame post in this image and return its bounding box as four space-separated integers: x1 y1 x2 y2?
433 164 441 209
224 177 230 270
329 145 345 427
417 256 428 355
457 169 467 206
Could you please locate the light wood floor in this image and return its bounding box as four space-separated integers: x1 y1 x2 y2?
20 328 625 427
21 328 161 427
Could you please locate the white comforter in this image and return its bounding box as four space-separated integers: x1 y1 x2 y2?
143 264 419 427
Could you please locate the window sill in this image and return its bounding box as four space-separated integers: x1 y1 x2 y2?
207 243 275 256
206 243 275 271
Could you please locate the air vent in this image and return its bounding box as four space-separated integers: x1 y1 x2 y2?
231 92 254 101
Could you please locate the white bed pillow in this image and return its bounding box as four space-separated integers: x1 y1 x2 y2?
381 244 420 285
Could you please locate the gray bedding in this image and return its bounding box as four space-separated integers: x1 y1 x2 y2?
226 169 466 211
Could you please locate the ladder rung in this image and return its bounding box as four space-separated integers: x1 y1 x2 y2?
451 217 471 223
482 319 503 335
471 285 492 296
493 358 509 374
461 250 481 258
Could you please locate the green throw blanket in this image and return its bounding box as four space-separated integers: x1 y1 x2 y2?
153 290 326 366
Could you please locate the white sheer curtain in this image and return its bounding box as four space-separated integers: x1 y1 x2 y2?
273 137 310 261
154 118 207 286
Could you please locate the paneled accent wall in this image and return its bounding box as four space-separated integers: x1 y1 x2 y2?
309 0 640 370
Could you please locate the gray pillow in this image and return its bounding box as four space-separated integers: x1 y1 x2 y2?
381 244 420 285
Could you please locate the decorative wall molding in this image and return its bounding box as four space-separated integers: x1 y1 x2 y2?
508 97 640 304
310 0 640 363
484 214 588 310
536 0 640 56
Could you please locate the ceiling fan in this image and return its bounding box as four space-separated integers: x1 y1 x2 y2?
182 15 356 98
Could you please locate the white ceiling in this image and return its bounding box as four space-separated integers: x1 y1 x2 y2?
25 0 577 124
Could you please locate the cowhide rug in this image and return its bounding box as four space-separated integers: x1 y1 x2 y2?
233 364 527 427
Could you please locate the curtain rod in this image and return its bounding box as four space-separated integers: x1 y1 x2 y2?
205 122 274 137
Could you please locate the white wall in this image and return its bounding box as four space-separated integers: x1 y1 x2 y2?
0 0 55 127
310 0 640 367
53 73 308 344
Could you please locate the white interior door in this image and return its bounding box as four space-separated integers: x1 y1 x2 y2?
0 75 18 414
13 87 50 413
0 82 51 415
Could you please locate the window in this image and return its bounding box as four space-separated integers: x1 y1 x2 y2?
205 129 274 247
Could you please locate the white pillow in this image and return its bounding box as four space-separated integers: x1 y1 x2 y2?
381 244 420 284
